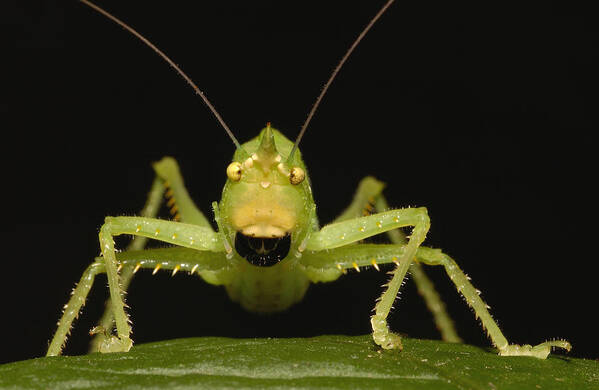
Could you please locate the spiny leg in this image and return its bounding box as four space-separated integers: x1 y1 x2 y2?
98 216 223 352
90 176 163 351
48 261 105 356
306 206 431 349
332 176 460 343
47 247 229 356
416 246 571 358
48 216 223 355
91 157 215 351
372 182 460 343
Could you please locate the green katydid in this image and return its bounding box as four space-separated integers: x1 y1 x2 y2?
47 0 571 358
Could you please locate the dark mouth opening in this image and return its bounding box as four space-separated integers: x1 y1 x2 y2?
235 233 291 267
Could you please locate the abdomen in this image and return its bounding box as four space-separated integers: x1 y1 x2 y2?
225 265 310 312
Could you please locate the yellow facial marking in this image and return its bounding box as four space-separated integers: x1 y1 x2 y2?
231 197 296 238
277 162 290 176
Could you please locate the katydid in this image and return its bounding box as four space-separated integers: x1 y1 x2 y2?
47 0 571 358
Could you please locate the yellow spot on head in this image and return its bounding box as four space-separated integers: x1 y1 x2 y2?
277 162 290 176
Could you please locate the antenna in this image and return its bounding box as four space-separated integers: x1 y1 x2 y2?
288 0 395 162
78 0 245 152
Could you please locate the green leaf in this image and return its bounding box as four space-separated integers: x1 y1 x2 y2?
1 336 597 390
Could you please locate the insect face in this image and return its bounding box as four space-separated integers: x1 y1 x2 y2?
220 125 314 267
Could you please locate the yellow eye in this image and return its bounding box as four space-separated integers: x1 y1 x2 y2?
289 167 305 185
226 162 242 181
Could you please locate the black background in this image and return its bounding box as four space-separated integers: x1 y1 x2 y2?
2 0 597 364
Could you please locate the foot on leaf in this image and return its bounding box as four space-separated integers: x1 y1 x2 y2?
90 326 133 353
499 339 571 359
371 315 403 350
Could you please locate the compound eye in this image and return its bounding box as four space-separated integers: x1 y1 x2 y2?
226 162 242 181
289 167 305 185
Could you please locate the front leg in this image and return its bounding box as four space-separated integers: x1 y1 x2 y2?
47 246 229 356
49 216 223 355
99 216 223 351
91 157 214 351
306 207 430 349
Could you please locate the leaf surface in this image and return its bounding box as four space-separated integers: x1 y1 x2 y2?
1 336 597 390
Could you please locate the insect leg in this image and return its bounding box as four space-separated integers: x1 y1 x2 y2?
416 246 571 358
153 156 213 227
306 207 430 349
91 157 214 351
90 177 164 351
48 246 230 356
333 176 460 343
94 216 223 353
47 261 106 356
